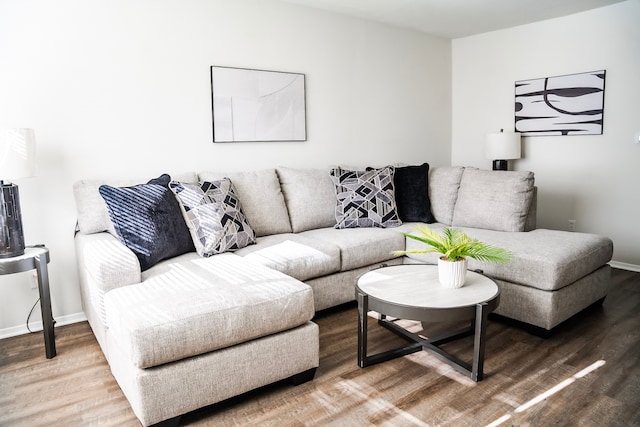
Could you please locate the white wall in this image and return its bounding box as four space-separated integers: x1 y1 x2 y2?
452 0 640 267
0 0 451 335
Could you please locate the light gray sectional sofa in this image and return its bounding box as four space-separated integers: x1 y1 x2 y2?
73 165 613 426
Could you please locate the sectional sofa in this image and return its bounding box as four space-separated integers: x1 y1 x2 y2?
73 164 613 426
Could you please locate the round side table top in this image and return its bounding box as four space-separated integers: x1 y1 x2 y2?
357 264 499 310
0 246 50 275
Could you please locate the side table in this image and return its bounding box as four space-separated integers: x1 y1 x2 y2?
0 246 56 358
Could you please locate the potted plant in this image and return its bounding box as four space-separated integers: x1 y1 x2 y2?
393 225 512 288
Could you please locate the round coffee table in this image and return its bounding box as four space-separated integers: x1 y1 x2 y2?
356 264 500 381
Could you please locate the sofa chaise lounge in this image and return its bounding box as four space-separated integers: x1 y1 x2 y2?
73 164 613 426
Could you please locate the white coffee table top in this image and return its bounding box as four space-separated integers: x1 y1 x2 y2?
357 264 499 309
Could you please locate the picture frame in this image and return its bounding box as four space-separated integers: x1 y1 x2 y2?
210 66 307 143
515 70 606 136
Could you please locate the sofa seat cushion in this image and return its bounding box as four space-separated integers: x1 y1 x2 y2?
403 227 613 291
300 227 405 271
235 233 341 281
103 253 314 369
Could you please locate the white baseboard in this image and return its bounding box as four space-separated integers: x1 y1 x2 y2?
609 261 640 273
0 312 87 340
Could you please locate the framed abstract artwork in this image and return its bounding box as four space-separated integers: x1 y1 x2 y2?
515 70 606 136
210 66 307 142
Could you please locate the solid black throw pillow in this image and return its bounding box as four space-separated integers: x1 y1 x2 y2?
99 174 195 271
394 163 436 223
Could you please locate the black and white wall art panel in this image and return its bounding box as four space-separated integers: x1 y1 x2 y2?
211 66 306 143
515 70 605 136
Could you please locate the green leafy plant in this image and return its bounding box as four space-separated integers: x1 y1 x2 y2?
393 225 512 263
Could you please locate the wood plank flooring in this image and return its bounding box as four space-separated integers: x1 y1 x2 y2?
1 268 639 426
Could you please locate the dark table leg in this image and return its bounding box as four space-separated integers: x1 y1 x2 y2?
471 302 489 381
356 290 368 368
358 303 491 381
357 292 424 368
35 254 56 359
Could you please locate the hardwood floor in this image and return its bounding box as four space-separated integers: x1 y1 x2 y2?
1 268 639 426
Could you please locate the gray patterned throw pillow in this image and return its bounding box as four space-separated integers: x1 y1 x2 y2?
329 166 402 229
169 179 256 256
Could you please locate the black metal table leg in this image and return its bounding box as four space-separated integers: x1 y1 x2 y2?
471 302 489 381
35 253 56 359
357 301 491 381
357 290 368 368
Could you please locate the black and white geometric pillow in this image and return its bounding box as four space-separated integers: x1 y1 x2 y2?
169 179 256 257
329 166 402 229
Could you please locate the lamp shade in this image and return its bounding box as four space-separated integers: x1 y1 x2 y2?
485 131 521 160
2 128 36 181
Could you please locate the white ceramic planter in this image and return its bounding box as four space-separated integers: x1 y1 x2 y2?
438 257 468 288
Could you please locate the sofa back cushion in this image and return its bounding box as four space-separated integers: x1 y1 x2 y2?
451 168 535 232
276 167 336 233
428 166 464 225
198 169 292 237
73 172 198 235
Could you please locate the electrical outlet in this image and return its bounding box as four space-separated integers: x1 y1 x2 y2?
30 271 39 290
568 219 576 232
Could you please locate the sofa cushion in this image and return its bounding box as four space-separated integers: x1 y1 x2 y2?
104 253 315 369
403 227 613 291
300 227 405 271
329 166 402 229
451 168 535 232
73 172 198 235
276 167 336 233
394 163 435 223
428 166 464 225
169 179 255 257
199 169 292 237
98 174 195 271
236 233 341 281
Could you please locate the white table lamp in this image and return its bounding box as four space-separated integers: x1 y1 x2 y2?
485 129 521 171
1 128 36 258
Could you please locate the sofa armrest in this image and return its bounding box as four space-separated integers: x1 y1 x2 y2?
76 232 142 294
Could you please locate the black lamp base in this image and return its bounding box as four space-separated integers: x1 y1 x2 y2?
492 160 508 171
0 183 26 258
